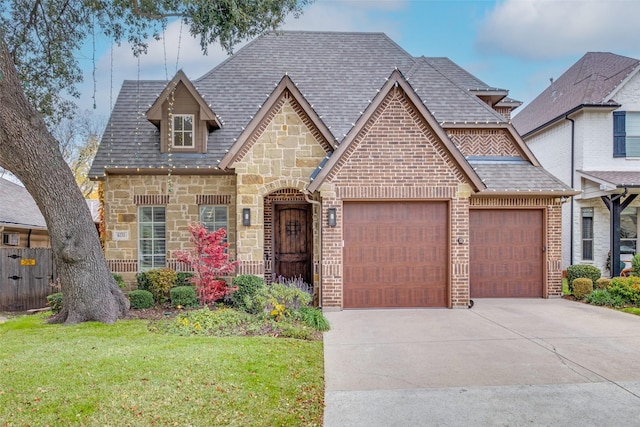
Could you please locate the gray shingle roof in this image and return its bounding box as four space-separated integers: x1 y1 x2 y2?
513 52 640 136
89 31 514 178
0 178 47 229
578 170 640 188
470 160 575 194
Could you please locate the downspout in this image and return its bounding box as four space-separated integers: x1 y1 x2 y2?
302 189 322 308
27 229 32 248
566 115 575 265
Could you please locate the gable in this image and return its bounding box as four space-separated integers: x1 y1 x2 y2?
326 87 475 189
229 91 333 185
448 128 524 158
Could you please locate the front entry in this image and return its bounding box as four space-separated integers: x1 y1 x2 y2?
273 203 313 284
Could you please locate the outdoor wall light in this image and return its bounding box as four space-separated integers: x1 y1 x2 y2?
328 207 337 227
242 208 251 226
457 237 464 245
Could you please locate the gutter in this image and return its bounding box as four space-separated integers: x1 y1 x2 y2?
566 115 575 265
302 189 323 308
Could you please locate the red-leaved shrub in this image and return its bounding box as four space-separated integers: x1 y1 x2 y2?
175 224 238 305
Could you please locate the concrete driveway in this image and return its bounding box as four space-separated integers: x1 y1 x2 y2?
323 298 640 426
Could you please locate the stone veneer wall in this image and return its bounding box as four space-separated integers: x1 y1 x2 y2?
231 91 331 281
469 197 564 297
102 174 236 284
319 87 474 308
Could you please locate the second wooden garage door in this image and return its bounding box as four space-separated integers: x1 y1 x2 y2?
343 201 448 308
470 209 544 298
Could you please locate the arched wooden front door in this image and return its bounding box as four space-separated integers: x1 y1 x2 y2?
273 203 313 283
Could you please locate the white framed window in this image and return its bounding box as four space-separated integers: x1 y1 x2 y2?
581 207 593 260
139 206 166 270
200 205 228 233
621 207 638 255
614 111 640 157
171 114 194 148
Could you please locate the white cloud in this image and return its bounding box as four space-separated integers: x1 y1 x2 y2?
477 0 640 60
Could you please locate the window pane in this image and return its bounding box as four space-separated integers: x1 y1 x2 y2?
140 240 153 254
184 132 193 146
184 116 193 130
154 240 166 253
627 112 640 135
582 217 593 239
174 133 183 147
174 116 182 131
626 136 640 157
140 224 153 239
154 255 166 267
621 240 636 254
621 207 637 238
153 208 165 222
140 207 153 222
141 256 153 269
215 206 227 221
154 224 166 238
582 241 593 260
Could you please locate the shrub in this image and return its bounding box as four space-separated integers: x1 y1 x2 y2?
566 264 601 292
170 286 198 308
47 292 63 314
295 307 330 332
595 277 611 290
585 289 611 306
144 268 178 304
175 224 239 305
257 282 313 320
572 278 593 299
632 254 640 276
129 289 155 309
275 275 313 297
229 275 266 314
112 273 126 289
136 271 152 292
608 276 640 305
175 272 194 288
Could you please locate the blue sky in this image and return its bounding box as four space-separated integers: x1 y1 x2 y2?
76 0 640 120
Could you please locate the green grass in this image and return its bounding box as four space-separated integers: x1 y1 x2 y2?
0 314 324 426
622 307 640 316
563 278 569 295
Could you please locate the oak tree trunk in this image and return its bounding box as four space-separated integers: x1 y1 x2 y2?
0 39 129 323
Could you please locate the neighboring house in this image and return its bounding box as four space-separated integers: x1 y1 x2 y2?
513 52 640 277
0 177 49 248
89 31 576 309
0 178 101 249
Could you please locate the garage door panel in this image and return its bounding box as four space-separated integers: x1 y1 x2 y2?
470 209 543 298
343 201 448 308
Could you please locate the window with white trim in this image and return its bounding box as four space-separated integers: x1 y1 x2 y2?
581 207 593 260
139 206 166 270
172 114 194 148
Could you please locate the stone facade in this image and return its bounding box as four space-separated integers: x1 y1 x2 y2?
102 174 236 283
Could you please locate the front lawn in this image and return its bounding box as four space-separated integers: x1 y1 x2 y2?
0 314 324 426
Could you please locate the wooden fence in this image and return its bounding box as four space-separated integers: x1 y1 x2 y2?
0 248 56 311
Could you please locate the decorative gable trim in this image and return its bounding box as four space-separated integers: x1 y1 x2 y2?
307 69 485 192
219 75 336 169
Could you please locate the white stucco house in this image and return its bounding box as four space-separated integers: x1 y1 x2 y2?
513 52 640 277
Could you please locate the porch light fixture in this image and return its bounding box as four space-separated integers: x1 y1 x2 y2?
242 208 251 226
328 208 337 227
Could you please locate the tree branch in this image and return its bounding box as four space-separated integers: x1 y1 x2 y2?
130 0 184 19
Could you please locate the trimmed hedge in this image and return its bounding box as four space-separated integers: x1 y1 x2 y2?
572 278 593 300
170 286 198 308
129 289 155 309
608 276 640 305
567 264 601 292
595 277 611 290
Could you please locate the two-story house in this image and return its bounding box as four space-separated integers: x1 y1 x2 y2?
513 52 640 277
89 31 576 309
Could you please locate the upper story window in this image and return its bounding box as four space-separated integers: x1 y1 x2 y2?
172 114 194 148
613 111 640 157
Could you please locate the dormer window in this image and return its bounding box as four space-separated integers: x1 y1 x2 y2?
146 70 222 155
172 114 194 148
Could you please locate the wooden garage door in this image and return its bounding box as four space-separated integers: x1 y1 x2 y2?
343 201 448 308
470 209 544 298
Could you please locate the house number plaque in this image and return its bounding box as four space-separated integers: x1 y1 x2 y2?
20 259 36 266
